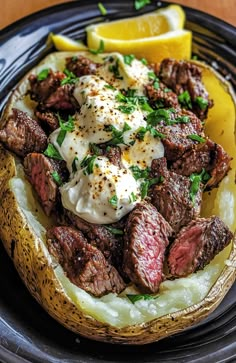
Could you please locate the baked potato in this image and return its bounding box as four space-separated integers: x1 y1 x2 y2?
0 51 235 345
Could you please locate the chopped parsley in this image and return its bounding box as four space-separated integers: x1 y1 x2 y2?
61 69 79 85
98 2 107 15
178 90 192 109
127 293 156 303
140 176 163 199
108 59 123 79
189 169 211 203
80 155 97 175
153 80 160 89
56 114 75 146
51 171 63 186
104 122 131 145
187 134 206 143
89 40 105 55
136 125 166 141
147 108 190 126
129 192 138 203
109 194 118 207
123 54 135 66
44 144 63 160
117 104 136 114
195 96 208 110
129 165 150 180
72 156 79 173
140 58 148 65
104 226 124 235
37 68 49 81
148 71 157 80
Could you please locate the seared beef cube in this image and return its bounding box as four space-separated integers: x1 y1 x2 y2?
24 153 68 216
167 216 233 277
150 157 202 233
29 69 65 103
157 109 204 161
123 202 173 294
171 139 232 189
145 82 179 109
0 108 47 157
35 108 59 132
66 55 100 77
44 84 78 111
104 146 123 168
47 226 126 297
159 58 213 120
66 211 124 274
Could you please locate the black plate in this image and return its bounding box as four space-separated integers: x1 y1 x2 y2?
0 1 235 362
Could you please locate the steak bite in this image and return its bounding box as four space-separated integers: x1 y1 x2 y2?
0 108 47 157
145 81 179 109
24 153 69 216
66 211 124 275
29 69 65 103
170 138 232 189
155 109 205 161
167 216 233 277
150 157 203 233
47 226 126 297
159 58 213 120
123 202 173 294
65 55 100 77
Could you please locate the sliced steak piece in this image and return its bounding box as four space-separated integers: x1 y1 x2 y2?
156 109 204 161
159 58 213 120
35 108 59 132
123 202 173 294
47 226 126 297
29 69 65 103
145 82 179 109
150 157 203 233
0 108 47 157
104 145 123 168
167 216 233 277
66 55 100 77
170 138 232 189
66 211 124 274
24 153 69 216
44 84 78 111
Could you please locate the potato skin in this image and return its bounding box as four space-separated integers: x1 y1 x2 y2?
0 55 235 344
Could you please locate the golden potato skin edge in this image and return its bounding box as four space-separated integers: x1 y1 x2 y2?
0 149 235 345
0 56 235 344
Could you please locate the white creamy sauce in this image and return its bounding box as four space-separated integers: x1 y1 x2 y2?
50 53 164 223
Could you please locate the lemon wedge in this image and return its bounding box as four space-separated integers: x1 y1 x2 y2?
86 5 192 62
50 33 87 51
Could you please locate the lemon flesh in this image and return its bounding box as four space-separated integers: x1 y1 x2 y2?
86 5 192 62
50 33 87 51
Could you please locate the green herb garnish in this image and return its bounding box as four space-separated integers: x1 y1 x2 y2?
140 176 163 199
117 104 136 114
189 168 210 203
109 194 118 207
37 68 49 81
129 165 150 180
127 293 156 303
108 59 123 79
44 144 63 160
104 226 124 235
61 69 79 85
56 114 75 146
140 58 148 65
195 96 208 110
136 125 166 141
123 54 135 66
51 171 63 186
80 155 97 175
104 122 131 145
187 134 206 143
178 90 192 109
72 156 78 173
98 2 107 15
129 192 138 203
89 40 105 55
